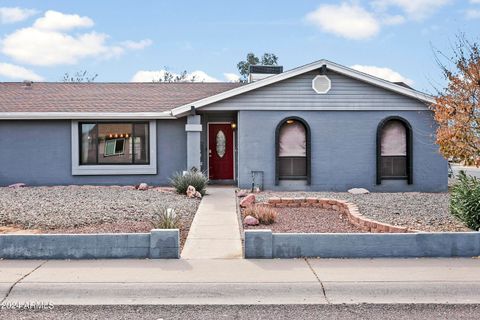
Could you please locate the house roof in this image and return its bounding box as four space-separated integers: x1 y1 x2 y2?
0 82 242 119
171 59 434 116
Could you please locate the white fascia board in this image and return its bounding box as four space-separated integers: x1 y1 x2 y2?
0 112 175 120
171 59 434 116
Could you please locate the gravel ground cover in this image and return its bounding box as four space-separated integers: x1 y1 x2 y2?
0 186 201 247
244 207 367 233
256 192 470 232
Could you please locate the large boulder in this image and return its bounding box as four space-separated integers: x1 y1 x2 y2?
348 188 370 195
137 183 149 191
240 194 256 208
8 183 26 189
244 215 259 226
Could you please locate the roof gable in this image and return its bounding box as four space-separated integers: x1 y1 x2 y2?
171 59 433 116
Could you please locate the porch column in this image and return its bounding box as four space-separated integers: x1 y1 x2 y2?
186 115 202 171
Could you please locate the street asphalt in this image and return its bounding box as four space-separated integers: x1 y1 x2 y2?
2 304 480 320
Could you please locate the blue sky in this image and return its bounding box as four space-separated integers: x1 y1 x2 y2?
0 0 479 93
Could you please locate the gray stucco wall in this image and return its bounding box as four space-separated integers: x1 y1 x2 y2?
237 110 447 192
0 119 187 186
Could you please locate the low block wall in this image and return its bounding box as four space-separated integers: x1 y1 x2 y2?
0 229 179 259
245 230 480 258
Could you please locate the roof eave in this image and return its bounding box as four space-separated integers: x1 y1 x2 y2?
0 111 176 120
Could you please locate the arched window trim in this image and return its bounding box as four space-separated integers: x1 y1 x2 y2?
275 116 311 185
376 116 413 185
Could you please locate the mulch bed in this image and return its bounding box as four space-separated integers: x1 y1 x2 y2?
244 206 368 233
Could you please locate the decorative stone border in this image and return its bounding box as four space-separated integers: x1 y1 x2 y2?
265 197 412 233
0 229 179 259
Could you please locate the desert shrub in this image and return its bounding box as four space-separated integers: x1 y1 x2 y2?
155 208 181 229
243 205 278 225
450 171 480 230
170 170 208 196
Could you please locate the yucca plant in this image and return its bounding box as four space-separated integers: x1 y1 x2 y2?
450 171 480 231
170 170 209 196
155 208 181 229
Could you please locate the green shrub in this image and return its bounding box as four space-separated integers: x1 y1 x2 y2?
450 171 480 230
154 208 181 229
170 170 209 196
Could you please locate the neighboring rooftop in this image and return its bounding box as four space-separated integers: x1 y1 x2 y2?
0 82 243 113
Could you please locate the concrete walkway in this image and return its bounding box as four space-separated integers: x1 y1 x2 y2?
1 258 480 305
181 187 242 259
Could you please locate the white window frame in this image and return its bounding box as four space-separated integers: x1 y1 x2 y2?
71 120 157 175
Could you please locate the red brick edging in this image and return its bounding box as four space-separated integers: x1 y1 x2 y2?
265 197 413 233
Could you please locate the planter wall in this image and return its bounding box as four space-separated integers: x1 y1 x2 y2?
244 230 480 258
0 229 179 259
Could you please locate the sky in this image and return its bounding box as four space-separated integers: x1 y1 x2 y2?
0 0 479 93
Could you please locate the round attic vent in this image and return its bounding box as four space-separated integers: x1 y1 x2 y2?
312 75 331 94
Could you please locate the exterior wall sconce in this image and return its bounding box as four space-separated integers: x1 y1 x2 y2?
231 122 237 129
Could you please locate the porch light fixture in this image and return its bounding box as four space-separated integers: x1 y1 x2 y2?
231 122 237 129
286 120 295 124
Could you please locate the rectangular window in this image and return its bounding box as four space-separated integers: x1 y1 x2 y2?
79 122 149 165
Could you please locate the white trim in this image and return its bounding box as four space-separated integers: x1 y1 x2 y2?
199 106 430 111
185 124 203 132
312 75 331 94
71 120 157 175
207 122 235 181
0 112 175 120
171 59 434 116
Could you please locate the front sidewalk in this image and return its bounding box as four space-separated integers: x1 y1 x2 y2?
1 258 480 305
181 187 242 259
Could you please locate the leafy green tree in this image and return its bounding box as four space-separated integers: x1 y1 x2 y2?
237 52 279 82
153 68 197 82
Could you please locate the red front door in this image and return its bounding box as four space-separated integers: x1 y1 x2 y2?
208 123 234 180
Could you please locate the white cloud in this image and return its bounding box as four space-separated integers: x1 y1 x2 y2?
224 73 240 82
381 14 406 25
466 9 480 19
121 39 153 50
0 7 37 24
351 65 414 86
131 69 219 82
0 62 43 81
33 10 93 31
1 10 149 66
305 3 380 40
2 27 119 66
372 0 450 20
470 0 480 3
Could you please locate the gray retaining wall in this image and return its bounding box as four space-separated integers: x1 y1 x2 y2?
0 229 179 259
244 230 480 258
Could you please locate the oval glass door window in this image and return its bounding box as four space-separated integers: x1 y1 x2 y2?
216 130 226 158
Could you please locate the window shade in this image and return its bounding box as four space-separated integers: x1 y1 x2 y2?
381 120 407 156
279 121 306 157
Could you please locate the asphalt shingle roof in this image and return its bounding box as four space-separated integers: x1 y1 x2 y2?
0 82 243 113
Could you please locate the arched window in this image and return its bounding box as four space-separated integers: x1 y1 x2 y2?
376 117 412 184
275 117 311 185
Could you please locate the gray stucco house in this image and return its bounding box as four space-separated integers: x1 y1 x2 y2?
0 59 447 192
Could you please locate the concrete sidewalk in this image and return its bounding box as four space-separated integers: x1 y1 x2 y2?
181 187 242 259
1 258 480 305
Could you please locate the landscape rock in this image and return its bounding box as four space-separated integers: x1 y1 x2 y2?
186 185 197 198
194 191 202 199
348 188 370 195
240 194 256 208
244 215 259 226
8 183 26 189
137 183 149 191
237 190 248 197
